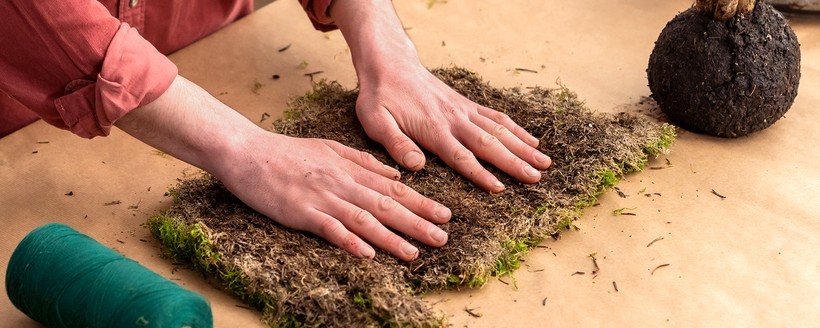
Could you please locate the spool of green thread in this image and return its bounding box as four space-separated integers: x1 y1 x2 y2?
6 223 213 328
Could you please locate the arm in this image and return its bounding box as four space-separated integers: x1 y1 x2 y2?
0 0 175 138
327 0 552 193
115 75 452 261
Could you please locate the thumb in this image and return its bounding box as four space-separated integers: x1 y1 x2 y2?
356 105 426 171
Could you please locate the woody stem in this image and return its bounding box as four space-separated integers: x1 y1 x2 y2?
696 0 756 21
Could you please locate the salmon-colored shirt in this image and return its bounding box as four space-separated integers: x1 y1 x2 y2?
0 0 335 138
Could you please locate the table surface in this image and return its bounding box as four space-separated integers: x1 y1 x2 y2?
2 1 819 327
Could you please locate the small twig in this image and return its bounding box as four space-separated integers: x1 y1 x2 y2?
464 307 482 318
646 237 665 248
542 297 548 306
304 70 324 83
589 253 600 275
104 200 121 206
277 43 292 52
514 68 539 74
612 281 619 292
571 271 585 276
651 264 670 275
613 207 637 216
711 189 727 199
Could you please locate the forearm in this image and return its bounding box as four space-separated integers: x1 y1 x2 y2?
329 0 421 81
114 75 263 177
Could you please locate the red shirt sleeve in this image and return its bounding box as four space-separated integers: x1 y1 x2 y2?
0 0 177 138
299 0 338 31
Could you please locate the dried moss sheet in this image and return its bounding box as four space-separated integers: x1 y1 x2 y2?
149 67 675 327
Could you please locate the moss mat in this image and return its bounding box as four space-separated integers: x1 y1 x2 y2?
149 67 675 327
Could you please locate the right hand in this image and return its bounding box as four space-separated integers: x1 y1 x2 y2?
212 132 452 261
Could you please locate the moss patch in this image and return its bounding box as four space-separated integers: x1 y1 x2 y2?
149 67 675 327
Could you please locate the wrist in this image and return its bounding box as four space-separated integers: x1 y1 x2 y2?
330 0 422 83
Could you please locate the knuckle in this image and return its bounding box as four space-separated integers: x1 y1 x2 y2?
480 133 500 147
491 123 509 137
416 197 435 214
351 208 372 226
378 195 399 212
488 110 512 123
388 133 414 151
453 148 474 163
343 233 359 249
359 151 378 166
383 233 405 249
389 180 410 198
318 216 344 237
412 217 428 233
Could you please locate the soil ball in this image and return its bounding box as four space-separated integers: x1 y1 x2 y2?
647 1 800 137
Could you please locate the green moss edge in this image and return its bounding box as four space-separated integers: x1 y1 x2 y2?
446 123 677 288
148 213 296 326
149 212 445 328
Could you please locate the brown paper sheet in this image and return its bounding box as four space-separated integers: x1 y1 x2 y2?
2 0 818 326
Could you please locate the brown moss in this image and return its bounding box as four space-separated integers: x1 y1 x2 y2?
150 67 675 327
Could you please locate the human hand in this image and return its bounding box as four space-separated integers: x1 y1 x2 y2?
116 76 450 261
355 65 552 193
214 133 451 261
330 0 551 193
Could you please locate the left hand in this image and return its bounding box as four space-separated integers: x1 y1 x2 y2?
330 0 551 193
355 63 552 193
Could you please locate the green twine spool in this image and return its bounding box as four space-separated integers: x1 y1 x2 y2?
6 223 213 328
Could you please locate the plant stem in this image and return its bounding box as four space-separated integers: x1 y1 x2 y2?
696 0 756 21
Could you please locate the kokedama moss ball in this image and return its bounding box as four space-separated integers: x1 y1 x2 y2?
648 1 801 138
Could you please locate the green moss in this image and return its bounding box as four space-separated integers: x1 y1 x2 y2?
148 213 285 322
645 124 677 156
352 291 373 310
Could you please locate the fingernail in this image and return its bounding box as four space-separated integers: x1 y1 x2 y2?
528 135 540 145
535 152 551 164
360 245 375 259
525 165 541 178
434 205 452 221
490 177 505 191
429 226 448 244
383 165 400 179
401 242 419 258
402 151 424 169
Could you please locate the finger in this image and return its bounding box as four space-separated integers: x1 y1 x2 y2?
318 196 420 261
476 106 540 148
471 113 552 170
304 207 376 259
322 139 400 180
352 170 452 224
426 134 505 193
455 122 542 184
339 183 448 247
356 106 426 171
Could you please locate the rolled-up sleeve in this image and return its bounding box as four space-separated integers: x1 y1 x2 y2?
299 0 337 31
0 0 177 138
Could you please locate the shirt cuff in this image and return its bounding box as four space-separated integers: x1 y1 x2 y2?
54 23 178 138
301 0 338 32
